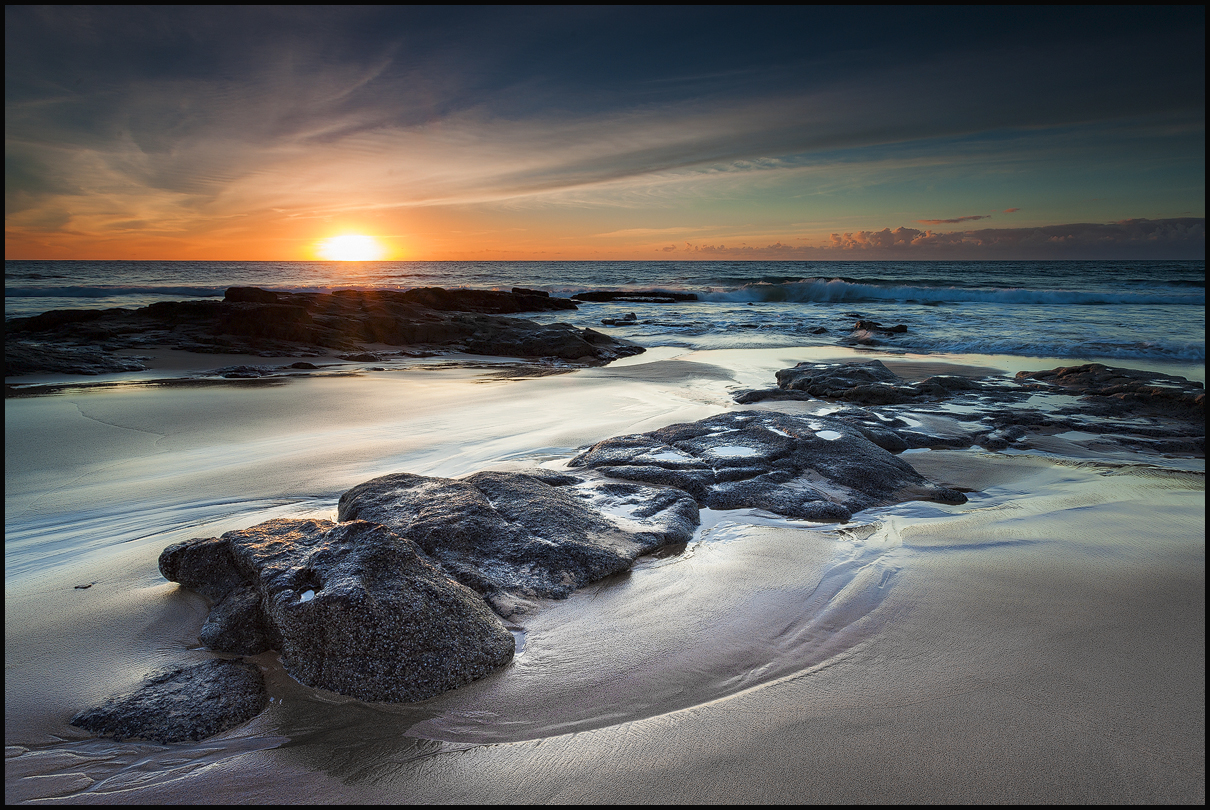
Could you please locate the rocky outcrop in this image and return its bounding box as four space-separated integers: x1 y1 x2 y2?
568 411 967 522
774 360 931 404
1016 363 1205 420
4 343 148 376
158 518 516 702
337 470 700 617
5 287 643 376
740 360 1204 456
69 659 268 744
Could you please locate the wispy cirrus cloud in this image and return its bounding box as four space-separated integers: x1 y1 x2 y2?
916 215 991 224
824 217 1204 258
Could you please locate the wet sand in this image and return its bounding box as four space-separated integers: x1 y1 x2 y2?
5 347 1205 803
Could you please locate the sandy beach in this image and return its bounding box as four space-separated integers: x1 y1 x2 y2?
4 344 1204 804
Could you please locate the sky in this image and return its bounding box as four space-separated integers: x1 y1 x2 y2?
4 6 1205 261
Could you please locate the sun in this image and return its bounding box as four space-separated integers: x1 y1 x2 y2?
316 234 387 261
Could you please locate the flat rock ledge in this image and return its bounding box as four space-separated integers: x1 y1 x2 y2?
69 659 267 744
734 360 1204 455
568 410 967 521
5 286 643 376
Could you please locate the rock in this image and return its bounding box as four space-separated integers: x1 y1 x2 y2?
337 471 699 616
4 287 633 376
568 411 966 523
69 659 267 744
160 518 516 702
776 360 921 404
213 365 274 378
4 341 148 376
1016 363 1205 421
731 388 817 404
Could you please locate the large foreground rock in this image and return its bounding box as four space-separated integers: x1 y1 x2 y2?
338 470 699 616
159 518 516 702
568 411 967 522
69 659 267 744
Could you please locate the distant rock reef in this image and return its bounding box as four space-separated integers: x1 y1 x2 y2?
6 286 643 376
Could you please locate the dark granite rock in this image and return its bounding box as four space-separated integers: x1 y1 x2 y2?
4 341 148 376
199 584 277 655
69 659 267 744
160 518 516 702
854 320 907 333
337 471 699 616
775 360 922 404
568 411 966 522
731 388 817 404
1016 363 1205 421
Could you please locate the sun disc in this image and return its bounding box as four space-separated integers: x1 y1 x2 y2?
317 234 386 261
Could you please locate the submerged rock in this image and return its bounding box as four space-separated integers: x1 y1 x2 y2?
69 659 267 744
338 471 699 616
568 411 966 522
159 518 516 702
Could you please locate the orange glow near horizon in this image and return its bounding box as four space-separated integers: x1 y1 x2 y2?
315 234 389 261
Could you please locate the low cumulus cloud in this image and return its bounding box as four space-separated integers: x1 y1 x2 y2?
824 218 1204 259
916 215 991 224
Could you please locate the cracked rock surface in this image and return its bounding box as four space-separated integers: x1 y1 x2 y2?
69 659 268 744
568 410 967 522
337 470 700 617
159 518 516 702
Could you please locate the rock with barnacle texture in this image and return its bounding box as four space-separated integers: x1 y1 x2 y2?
337 470 699 617
69 659 267 743
158 518 516 702
568 411 966 522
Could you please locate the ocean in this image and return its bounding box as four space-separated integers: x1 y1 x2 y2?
5 259 1205 368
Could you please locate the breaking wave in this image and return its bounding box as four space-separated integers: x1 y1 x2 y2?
697 278 1204 306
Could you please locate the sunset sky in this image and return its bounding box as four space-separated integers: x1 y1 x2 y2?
5 7 1205 261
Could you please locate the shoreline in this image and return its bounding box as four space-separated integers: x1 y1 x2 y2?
5 345 1205 803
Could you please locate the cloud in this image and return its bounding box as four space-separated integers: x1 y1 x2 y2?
824 218 1204 259
916 215 991 224
1003 207 1020 213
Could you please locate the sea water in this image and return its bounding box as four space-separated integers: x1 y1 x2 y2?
5 259 1205 368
